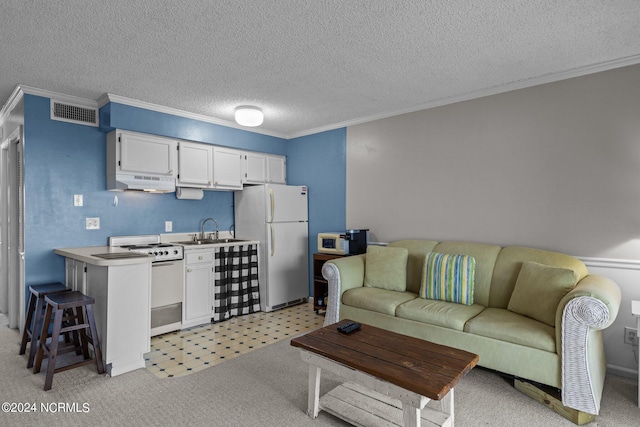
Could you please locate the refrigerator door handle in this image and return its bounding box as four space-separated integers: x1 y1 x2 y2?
270 223 275 256
269 188 275 223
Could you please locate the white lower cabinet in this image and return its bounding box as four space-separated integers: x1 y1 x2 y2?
183 250 214 327
61 256 151 377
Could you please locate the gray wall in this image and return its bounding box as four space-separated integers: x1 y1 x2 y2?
346 63 640 375
347 63 640 259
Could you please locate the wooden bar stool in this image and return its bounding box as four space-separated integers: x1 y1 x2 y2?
19 283 71 369
33 291 105 391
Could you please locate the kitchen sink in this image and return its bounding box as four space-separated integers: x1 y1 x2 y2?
177 238 249 246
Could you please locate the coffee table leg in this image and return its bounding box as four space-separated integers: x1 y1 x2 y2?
308 365 321 418
440 388 455 426
402 404 421 427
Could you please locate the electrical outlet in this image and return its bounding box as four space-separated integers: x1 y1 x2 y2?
624 327 638 345
165 221 173 232
73 194 83 207
85 217 100 230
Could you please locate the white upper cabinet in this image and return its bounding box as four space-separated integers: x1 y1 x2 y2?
243 152 286 185
112 130 177 177
243 152 267 184
212 147 243 190
177 141 213 188
267 155 286 184
106 129 284 193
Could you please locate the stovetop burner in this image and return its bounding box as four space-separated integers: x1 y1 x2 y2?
110 236 184 262
122 245 153 249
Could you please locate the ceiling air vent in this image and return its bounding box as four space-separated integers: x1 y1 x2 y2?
50 99 99 127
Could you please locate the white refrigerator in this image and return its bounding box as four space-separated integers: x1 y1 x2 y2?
234 184 309 312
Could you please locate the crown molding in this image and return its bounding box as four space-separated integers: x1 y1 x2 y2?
0 85 25 128
101 93 287 139
19 85 99 108
4 54 640 140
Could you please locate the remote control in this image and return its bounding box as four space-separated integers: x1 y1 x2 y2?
337 322 361 334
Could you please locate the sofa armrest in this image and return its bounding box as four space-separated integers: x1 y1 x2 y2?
561 275 621 330
558 274 621 414
321 254 366 326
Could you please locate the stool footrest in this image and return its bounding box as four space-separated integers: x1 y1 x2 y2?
53 358 99 374
60 323 90 334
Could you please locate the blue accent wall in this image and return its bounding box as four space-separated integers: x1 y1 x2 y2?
23 94 286 287
22 92 347 303
287 128 347 295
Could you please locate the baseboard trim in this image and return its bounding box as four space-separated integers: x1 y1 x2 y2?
607 363 638 380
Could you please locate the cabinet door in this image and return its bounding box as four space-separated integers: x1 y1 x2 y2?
65 259 86 293
184 263 213 322
267 155 286 184
119 131 177 176
212 147 243 189
177 141 213 187
243 152 267 183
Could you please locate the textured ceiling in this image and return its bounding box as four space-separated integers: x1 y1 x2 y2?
1 0 640 138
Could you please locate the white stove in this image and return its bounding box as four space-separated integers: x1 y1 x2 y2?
109 235 184 336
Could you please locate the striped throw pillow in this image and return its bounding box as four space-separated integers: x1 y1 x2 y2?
420 252 476 305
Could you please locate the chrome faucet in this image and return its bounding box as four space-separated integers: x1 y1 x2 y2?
200 217 219 240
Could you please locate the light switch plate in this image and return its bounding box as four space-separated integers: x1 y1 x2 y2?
165 221 173 232
86 217 100 230
74 194 83 206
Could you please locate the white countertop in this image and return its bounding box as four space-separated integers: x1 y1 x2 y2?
54 246 153 266
55 237 260 265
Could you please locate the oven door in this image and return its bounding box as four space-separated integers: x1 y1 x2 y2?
151 259 184 336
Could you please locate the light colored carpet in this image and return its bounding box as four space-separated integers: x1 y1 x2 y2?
0 322 638 426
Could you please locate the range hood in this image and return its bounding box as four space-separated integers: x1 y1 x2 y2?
107 173 176 193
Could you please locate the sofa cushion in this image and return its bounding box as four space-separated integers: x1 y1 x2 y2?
490 246 588 309
420 252 475 305
388 240 439 294
396 298 485 331
464 307 556 352
431 241 501 308
508 261 578 327
342 287 417 316
364 245 408 291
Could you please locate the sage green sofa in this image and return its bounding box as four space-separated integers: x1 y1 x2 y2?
321 240 621 415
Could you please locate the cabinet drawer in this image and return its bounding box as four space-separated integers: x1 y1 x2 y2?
185 251 213 264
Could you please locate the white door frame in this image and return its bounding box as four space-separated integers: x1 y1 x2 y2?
1 126 25 330
0 136 7 316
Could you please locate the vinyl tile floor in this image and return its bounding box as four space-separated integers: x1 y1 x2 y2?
145 301 325 378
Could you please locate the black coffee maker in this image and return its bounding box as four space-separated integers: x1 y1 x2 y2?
346 229 369 255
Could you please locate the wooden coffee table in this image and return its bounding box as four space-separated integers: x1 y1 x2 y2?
291 320 478 427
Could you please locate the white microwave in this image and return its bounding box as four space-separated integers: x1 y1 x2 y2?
318 233 349 255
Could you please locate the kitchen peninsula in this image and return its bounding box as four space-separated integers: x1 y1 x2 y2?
54 246 152 377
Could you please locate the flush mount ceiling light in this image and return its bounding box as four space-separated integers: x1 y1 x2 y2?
234 106 264 127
